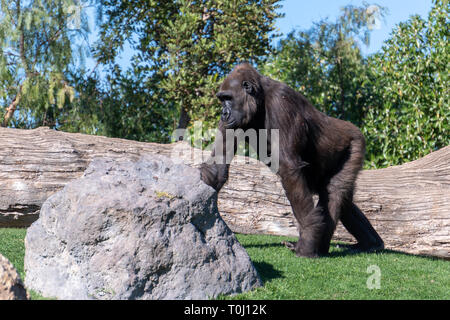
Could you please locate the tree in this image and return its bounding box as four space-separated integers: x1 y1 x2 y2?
95 0 282 131
363 0 449 168
261 3 386 126
0 0 90 128
68 68 178 142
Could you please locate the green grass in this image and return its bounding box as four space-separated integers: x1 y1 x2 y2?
229 234 450 300
1 228 448 300
0 228 26 278
0 228 48 300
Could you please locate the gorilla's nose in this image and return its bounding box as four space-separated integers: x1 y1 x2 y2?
221 107 231 121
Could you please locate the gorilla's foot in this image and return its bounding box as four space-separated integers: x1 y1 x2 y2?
338 241 384 253
282 241 318 257
282 241 296 251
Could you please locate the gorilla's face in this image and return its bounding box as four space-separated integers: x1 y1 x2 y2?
216 66 261 129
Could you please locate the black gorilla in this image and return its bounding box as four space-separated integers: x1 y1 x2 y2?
200 63 384 257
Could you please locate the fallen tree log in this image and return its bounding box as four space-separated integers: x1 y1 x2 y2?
0 127 449 258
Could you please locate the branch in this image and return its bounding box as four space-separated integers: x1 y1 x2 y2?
1 84 23 127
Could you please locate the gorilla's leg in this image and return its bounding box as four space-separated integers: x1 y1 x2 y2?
317 189 384 255
340 203 384 252
316 192 336 255
279 165 325 258
317 137 367 255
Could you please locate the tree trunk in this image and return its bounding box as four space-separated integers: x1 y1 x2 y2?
1 87 22 127
0 127 449 258
177 107 190 131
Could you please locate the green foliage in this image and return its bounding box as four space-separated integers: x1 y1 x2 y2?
95 0 283 130
263 1 448 168
261 3 387 126
362 0 449 168
0 0 89 128
62 69 177 142
1 0 447 167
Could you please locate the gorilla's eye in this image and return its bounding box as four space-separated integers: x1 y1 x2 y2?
242 81 253 94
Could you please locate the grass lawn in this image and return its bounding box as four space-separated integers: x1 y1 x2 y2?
1 228 448 300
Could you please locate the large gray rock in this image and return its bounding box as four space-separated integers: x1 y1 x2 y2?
24 155 261 300
0 254 29 300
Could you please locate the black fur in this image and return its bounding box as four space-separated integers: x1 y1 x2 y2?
200 63 384 257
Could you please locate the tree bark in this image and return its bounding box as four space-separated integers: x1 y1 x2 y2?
0 127 449 258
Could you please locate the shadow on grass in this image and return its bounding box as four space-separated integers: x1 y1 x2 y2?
244 242 287 249
252 261 284 284
327 244 448 261
243 238 447 262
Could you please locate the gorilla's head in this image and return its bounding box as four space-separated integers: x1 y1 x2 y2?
216 63 264 129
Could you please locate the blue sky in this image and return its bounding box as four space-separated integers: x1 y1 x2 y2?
274 0 433 55
85 0 434 73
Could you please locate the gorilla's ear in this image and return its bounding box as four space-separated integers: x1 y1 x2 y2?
242 81 254 94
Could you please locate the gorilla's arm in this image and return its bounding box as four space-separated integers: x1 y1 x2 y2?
200 122 237 192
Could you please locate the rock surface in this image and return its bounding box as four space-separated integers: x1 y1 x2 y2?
0 254 29 300
24 155 261 300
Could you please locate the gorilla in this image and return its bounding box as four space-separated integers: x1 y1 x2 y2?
200 63 384 258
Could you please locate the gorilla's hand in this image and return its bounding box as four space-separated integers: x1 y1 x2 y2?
200 162 229 192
